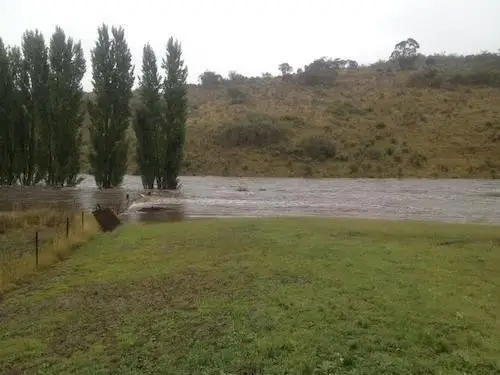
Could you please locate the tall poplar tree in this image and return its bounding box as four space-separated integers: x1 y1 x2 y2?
159 37 188 190
8 46 30 185
20 29 50 185
48 26 86 186
133 43 162 189
0 38 16 185
87 24 134 188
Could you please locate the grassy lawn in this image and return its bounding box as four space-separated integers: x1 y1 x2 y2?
0 218 499 374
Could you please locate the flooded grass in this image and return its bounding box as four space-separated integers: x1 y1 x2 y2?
0 209 100 293
0 217 499 374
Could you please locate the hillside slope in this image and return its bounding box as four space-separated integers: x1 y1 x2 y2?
84 69 500 178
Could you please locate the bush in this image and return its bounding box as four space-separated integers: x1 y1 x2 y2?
327 101 367 117
199 71 223 88
367 149 382 161
369 59 395 71
490 130 500 142
295 135 336 161
214 113 289 148
348 163 359 174
279 115 305 127
408 68 500 89
227 71 247 83
447 71 500 87
407 69 444 88
226 87 246 104
298 57 339 87
396 55 419 70
409 151 427 168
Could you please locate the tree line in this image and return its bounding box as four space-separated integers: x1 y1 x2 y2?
0 24 187 190
199 39 414 89
200 38 500 88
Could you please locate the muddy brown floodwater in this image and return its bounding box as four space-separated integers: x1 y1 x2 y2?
0 174 499 225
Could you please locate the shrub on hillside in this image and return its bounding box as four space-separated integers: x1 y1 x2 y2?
463 52 500 71
199 71 223 88
295 135 337 161
447 71 500 87
489 127 500 142
214 113 289 148
408 151 427 168
298 57 339 87
406 69 444 88
227 87 246 104
369 59 397 72
279 114 305 127
327 101 368 117
425 51 500 71
227 71 247 83
408 68 500 89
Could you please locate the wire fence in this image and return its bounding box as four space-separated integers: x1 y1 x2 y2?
0 210 99 292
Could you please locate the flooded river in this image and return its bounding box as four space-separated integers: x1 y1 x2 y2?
0 174 499 224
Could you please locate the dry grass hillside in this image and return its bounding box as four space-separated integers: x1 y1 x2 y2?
82 68 500 178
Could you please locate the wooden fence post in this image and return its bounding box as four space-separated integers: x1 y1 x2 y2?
35 231 39 268
66 217 70 238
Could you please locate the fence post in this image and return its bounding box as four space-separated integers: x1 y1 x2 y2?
81 211 84 230
66 217 70 238
35 231 39 268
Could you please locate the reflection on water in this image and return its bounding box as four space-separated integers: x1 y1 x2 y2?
0 174 499 224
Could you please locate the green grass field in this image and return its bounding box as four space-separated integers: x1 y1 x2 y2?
1 218 499 374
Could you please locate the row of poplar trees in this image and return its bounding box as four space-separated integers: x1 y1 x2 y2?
0 23 187 190
0 27 85 186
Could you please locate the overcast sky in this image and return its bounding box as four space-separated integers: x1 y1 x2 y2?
2 0 499 91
